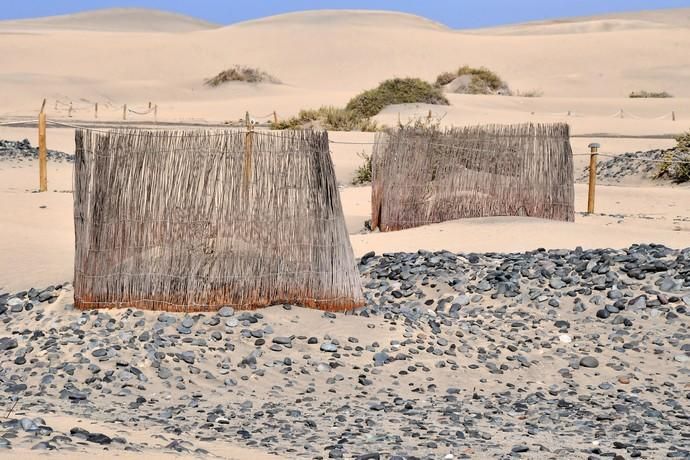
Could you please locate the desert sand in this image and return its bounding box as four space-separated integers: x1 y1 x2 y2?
1 6 689 460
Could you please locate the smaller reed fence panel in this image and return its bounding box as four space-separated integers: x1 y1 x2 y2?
73 128 364 312
371 123 575 231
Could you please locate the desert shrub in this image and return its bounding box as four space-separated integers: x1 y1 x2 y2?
205 66 279 87
434 71 457 87
456 66 506 93
675 130 690 150
655 130 690 183
516 89 544 98
272 106 378 132
629 90 672 98
435 65 510 95
351 152 372 185
345 78 449 119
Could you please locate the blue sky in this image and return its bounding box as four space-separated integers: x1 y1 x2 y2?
2 0 690 28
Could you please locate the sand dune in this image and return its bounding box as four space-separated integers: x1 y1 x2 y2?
1 7 689 124
0 7 219 33
523 7 690 29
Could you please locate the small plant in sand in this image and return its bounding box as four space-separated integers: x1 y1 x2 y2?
436 66 511 95
345 78 449 119
205 66 280 86
655 130 690 183
629 90 672 98
351 151 372 185
515 89 544 98
272 106 378 132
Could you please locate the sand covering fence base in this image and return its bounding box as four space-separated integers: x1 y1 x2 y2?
371 123 575 231
73 128 364 312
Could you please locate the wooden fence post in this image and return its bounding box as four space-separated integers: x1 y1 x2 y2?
123 104 127 121
68 103 73 118
95 102 98 119
672 111 676 122
243 111 254 195
587 143 600 214
38 99 47 192
273 111 278 125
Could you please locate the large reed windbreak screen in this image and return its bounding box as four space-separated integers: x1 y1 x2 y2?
371 123 574 231
74 128 364 312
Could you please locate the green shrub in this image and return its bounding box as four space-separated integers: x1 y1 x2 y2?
434 71 457 87
351 152 372 185
205 66 279 86
345 78 449 119
676 130 690 150
629 90 672 98
456 66 506 92
435 65 510 95
272 106 378 132
655 130 690 183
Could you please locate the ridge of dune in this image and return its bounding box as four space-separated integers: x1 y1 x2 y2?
0 7 220 33
228 9 449 31
470 7 690 35
467 18 675 36
537 7 690 28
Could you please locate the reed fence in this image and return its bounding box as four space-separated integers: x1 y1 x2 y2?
371 123 575 231
73 128 364 312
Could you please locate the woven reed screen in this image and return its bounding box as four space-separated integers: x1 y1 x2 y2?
73 128 364 312
371 123 575 231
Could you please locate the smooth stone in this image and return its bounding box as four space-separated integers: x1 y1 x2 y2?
579 356 599 368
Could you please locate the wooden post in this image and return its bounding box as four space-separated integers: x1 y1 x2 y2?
154 104 158 122
123 104 127 120
587 143 600 214
273 111 278 125
68 103 73 118
38 99 47 192
148 101 152 109
567 110 571 117
243 111 254 195
672 111 676 122
95 102 98 119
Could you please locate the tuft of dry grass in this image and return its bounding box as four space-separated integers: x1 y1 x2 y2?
351 151 372 185
272 106 378 132
205 66 280 87
629 90 672 98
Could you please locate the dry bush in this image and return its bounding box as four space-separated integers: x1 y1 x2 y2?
272 106 378 132
516 89 544 98
629 90 672 98
205 66 280 87
655 130 690 183
435 66 511 95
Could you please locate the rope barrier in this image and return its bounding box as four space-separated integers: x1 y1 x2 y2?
128 107 155 116
9 119 686 166
0 120 39 126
